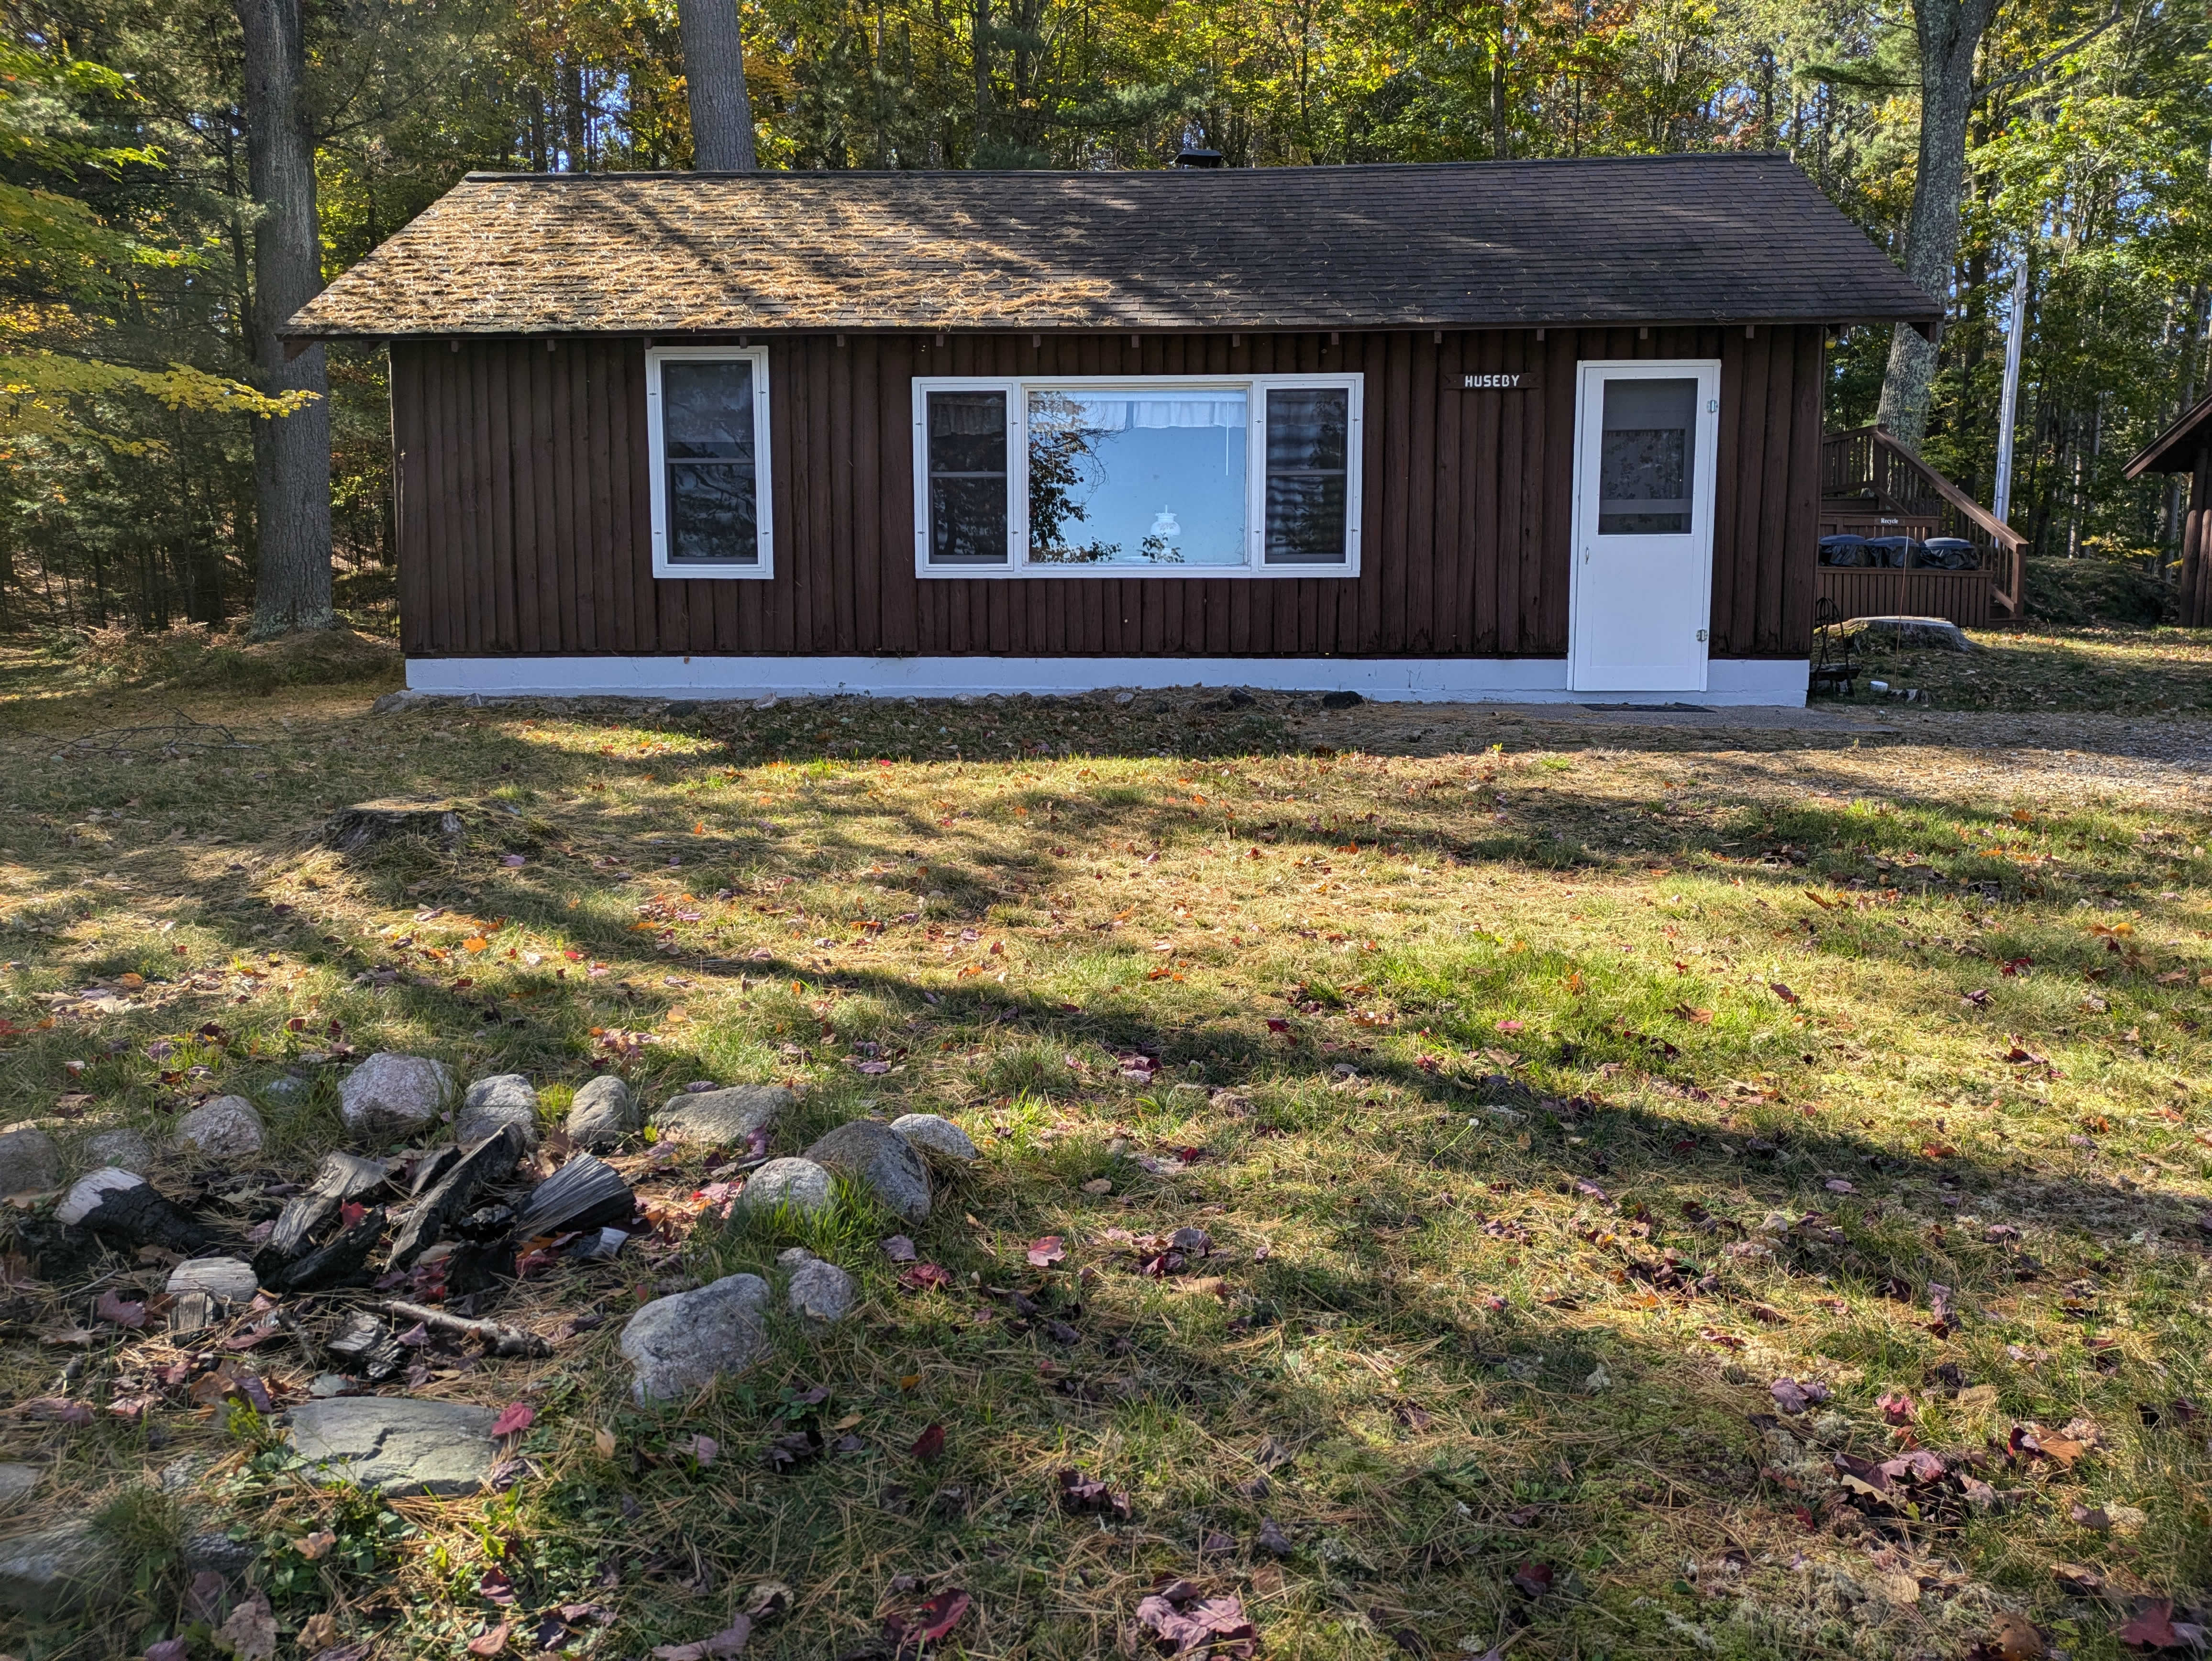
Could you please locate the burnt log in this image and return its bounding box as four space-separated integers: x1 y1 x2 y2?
387 1124 523 1270
509 1153 634 1241
56 1168 211 1254
266 1207 387 1293
258 1152 393 1273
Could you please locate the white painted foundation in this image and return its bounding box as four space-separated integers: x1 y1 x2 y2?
404 654 1810 707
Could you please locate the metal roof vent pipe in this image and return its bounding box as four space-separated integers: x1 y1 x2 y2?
1173 147 1224 168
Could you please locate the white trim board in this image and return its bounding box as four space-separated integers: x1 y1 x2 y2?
405 655 1808 706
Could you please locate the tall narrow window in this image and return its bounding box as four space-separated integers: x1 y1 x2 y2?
927 388 1011 565
647 347 773 578
1263 386 1351 564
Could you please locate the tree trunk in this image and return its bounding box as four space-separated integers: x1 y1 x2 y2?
678 0 759 169
1874 0 2001 449
236 0 334 637
1490 9 1508 159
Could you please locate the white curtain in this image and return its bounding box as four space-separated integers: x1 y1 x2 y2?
1030 392 1247 433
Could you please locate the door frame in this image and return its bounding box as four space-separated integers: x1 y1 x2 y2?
1567 358 1723 693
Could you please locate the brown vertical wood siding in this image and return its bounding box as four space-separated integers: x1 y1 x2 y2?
390 325 1825 660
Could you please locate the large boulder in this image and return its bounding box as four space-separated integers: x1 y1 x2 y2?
338 1053 455 1139
654 1085 791 1148
619 1273 773 1403
0 1126 61 1196
457 1074 540 1150
0 1521 120 1617
286 1397 498 1496
176 1096 266 1159
566 1075 637 1151
891 1113 979 1167
739 1157 833 1217
804 1120 931 1223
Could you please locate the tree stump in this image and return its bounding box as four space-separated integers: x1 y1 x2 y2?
320 799 465 854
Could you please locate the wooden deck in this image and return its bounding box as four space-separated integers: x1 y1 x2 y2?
1818 426 2024 627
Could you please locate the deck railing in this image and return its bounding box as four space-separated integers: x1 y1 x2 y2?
1821 424 2026 618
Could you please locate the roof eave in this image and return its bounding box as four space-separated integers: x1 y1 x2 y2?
2124 388 2212 479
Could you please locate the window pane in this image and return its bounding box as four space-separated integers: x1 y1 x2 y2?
667 461 757 564
1027 390 1247 567
927 390 1009 564
1264 387 1349 563
1597 377 1695 535
663 360 756 462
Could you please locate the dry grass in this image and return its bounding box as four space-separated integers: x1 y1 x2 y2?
0 639 2207 1661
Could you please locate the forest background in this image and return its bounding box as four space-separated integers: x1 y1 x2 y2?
1 0 2208 636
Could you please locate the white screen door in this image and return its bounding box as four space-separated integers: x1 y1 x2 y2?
1568 360 1721 692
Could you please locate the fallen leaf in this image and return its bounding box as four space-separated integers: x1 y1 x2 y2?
1134 1585 1253 1657
649 1619 751 1660
296 1530 337 1561
899 1262 954 1292
1987 1613 2046 1661
684 1433 719 1466
1058 1467 1133 1520
2119 1601 2182 1650
884 1590 970 1650
1770 982 1799 1004
490 1402 535 1439
1511 1562 1555 1598
909 1422 946 1462
1027 1235 1067 1268
215 1590 278 1660
1878 1391 1918 1425
881 1234 918 1262
1770 1377 1829 1415
94 1289 147 1329
594 1427 618 1459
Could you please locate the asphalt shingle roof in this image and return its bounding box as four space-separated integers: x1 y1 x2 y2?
287 155 1938 338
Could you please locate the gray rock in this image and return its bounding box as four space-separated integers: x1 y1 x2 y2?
166 1257 260 1304
176 1095 266 1159
654 1085 791 1148
1849 615 1977 653
775 1245 816 1270
787 1257 857 1325
804 1119 932 1223
566 1074 637 1150
286 1396 499 1495
890 1113 978 1167
0 1126 61 1196
738 1157 833 1217
0 1521 119 1617
456 1074 540 1150
84 1128 155 1174
182 1529 257 1581
338 1052 455 1139
619 1273 773 1403
0 1463 39 1510
262 1074 310 1104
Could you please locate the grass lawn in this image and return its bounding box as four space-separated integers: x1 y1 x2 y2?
1828 625 2212 716
0 634 2209 1661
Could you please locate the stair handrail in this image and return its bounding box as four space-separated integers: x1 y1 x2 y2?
1823 423 2025 617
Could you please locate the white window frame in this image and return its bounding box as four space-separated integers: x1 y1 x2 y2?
910 373 1363 579
646 345 774 580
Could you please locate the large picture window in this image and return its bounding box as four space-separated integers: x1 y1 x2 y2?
913 375 1361 578
646 347 774 579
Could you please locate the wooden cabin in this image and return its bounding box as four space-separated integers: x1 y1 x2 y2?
1818 426 2025 627
2122 392 2212 628
287 156 1939 705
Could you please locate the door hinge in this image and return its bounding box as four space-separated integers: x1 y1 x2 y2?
1696 629 1708 642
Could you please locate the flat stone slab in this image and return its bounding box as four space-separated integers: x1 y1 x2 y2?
286 1396 499 1495
0 1463 40 1510
0 1521 119 1616
654 1085 791 1147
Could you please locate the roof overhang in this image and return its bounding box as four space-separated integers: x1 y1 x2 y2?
2124 388 2212 479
